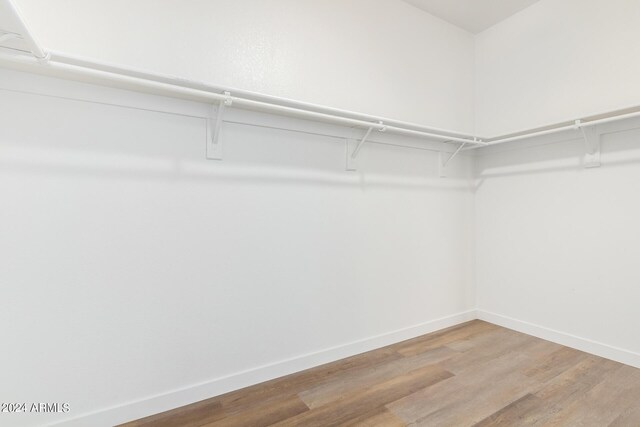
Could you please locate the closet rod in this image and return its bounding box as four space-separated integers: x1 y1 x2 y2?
49 51 476 140
3 0 639 151
466 109 640 150
0 49 484 145
0 0 483 146
23 53 640 152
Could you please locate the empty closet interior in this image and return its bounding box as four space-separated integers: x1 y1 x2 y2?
1 0 640 426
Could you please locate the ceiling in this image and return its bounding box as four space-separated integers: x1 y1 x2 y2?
403 0 540 34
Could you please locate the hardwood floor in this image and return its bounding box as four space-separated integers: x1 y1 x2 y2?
120 321 640 426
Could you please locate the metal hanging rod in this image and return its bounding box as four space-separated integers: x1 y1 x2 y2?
0 0 485 148
465 109 640 150
49 51 477 140
2 0 639 153
0 49 484 146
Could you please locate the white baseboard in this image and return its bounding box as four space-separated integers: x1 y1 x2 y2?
52 309 476 427
477 310 640 369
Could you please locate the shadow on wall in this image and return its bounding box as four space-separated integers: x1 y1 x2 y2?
0 150 474 192
0 90 474 193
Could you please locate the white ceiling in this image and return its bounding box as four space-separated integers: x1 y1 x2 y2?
403 0 540 34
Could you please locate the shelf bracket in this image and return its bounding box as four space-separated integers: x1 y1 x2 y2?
206 91 232 160
346 121 384 171
439 140 472 178
576 120 601 168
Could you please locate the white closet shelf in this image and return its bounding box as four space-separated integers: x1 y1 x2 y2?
470 108 640 150
0 4 485 155
1 0 640 156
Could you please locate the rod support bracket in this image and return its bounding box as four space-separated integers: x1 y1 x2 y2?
223 91 233 106
345 138 358 171
577 121 601 168
36 51 51 63
346 123 380 171
206 92 231 160
439 140 468 178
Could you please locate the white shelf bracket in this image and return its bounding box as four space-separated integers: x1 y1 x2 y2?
439 140 471 178
346 121 384 171
206 91 232 160
576 120 601 168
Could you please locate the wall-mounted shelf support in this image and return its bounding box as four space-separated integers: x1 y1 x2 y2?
346 121 385 171
1 0 490 157
439 140 472 177
206 91 232 160
6 0 640 160
576 120 601 168
0 1 48 60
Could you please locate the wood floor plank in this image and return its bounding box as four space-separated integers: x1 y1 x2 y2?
483 355 625 427
273 364 453 427
469 352 625 427
472 394 543 426
406 371 538 426
201 395 308 427
522 346 591 383
395 320 498 357
609 404 640 427
338 407 406 427
443 323 535 354
213 344 402 413
119 400 225 427
119 344 402 427
121 320 640 427
387 336 561 424
440 328 546 374
535 354 621 402
299 345 458 409
541 364 640 426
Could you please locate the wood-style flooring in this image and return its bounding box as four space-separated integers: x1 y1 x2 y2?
121 320 640 426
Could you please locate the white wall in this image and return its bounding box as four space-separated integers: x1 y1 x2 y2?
12 0 476 134
14 0 640 138
4 2 640 425
0 68 476 426
475 119 640 366
475 0 640 137
474 0 640 365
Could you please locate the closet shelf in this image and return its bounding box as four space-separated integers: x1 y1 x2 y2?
0 3 484 154
1 0 639 156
